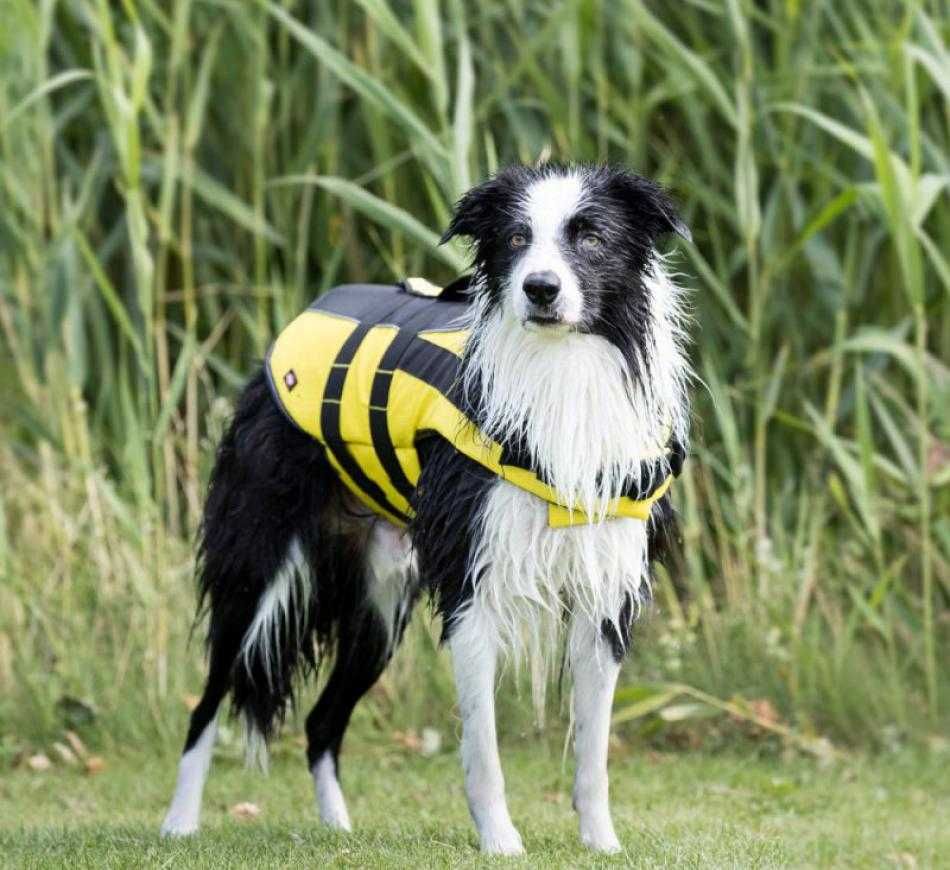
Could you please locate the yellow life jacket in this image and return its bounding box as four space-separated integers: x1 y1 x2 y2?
266 279 679 529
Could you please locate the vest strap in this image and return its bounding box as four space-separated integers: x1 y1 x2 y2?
320 297 413 523
368 304 448 504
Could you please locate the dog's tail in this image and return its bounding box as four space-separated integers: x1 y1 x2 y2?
226 536 317 766
195 369 355 761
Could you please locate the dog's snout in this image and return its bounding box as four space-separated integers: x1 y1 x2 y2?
523 271 561 306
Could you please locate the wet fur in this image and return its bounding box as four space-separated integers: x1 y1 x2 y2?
161 163 690 851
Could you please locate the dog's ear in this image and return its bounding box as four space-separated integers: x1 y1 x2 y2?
440 182 493 244
440 170 517 244
608 171 691 243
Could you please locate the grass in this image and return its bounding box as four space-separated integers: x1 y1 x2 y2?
0 0 947 758
2 737 948 868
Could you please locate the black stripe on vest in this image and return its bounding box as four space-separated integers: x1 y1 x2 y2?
320 304 411 523
396 339 461 399
367 305 446 504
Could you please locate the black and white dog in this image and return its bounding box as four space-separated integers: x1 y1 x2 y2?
161 164 691 854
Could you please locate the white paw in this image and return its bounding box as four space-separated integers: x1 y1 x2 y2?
313 753 352 832
160 815 199 838
479 823 524 855
580 823 621 853
319 805 352 832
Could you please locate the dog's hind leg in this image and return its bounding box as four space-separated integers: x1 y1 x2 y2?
163 531 316 837
306 520 416 830
306 615 387 832
570 613 623 853
160 643 232 836
161 534 303 837
449 602 524 856
161 535 310 836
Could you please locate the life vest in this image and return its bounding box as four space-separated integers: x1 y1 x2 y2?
265 278 681 528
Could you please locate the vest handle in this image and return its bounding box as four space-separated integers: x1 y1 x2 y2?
399 274 474 300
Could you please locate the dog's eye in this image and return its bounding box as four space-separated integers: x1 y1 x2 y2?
508 232 528 249
580 234 602 250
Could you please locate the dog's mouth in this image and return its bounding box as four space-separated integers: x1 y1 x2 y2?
525 314 563 326
523 313 576 335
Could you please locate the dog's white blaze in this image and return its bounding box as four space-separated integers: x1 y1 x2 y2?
240 536 310 685
312 752 352 830
510 172 586 324
160 718 217 837
469 482 650 668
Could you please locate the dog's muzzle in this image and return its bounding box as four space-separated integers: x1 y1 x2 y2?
522 270 566 327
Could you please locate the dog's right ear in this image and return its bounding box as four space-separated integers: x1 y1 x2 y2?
440 184 491 244
440 172 515 244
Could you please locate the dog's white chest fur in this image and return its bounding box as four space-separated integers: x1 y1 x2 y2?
456 267 689 657
463 266 689 515
469 480 650 655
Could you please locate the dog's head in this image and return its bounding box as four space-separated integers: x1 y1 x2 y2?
442 164 689 340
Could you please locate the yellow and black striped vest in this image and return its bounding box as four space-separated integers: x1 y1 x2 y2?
266 279 678 528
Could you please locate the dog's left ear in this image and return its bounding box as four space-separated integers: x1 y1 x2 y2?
609 171 691 244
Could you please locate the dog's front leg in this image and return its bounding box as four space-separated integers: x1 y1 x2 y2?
449 605 524 855
570 615 622 853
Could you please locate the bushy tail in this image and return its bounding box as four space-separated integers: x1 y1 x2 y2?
228 538 320 756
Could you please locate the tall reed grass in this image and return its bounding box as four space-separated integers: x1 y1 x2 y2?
0 0 946 750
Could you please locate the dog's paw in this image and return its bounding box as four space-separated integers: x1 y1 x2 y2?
160 816 199 838
313 753 352 833
580 823 621 854
479 823 524 855
319 805 352 832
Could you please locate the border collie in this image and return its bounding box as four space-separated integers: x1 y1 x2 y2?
161 164 691 854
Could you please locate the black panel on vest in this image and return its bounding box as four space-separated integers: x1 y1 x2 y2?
310 284 469 330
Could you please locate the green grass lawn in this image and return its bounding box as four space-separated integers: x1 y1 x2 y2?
1 737 947 869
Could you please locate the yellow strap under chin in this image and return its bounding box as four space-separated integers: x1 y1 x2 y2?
547 474 672 527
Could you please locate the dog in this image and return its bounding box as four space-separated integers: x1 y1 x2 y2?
161 163 691 854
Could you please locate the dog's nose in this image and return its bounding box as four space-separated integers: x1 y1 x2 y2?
523 271 561 306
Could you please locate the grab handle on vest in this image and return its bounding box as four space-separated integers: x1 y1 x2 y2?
400 277 443 298
400 274 474 301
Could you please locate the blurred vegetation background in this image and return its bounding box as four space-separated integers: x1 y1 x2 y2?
0 0 947 759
